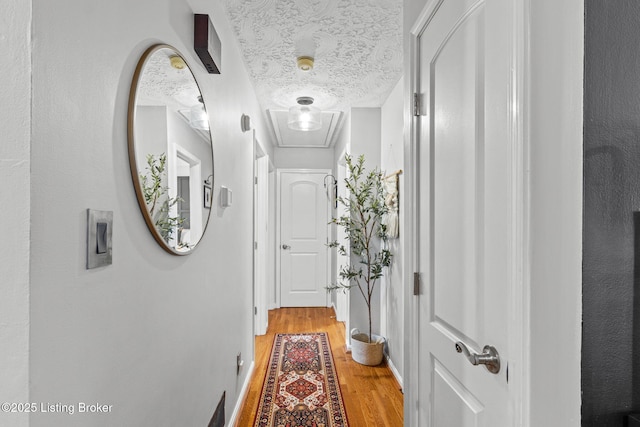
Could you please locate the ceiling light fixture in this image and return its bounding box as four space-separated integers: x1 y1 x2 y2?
296 56 314 72
190 96 209 130
288 96 321 132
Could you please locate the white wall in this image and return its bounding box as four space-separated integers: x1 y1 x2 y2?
529 0 583 424
350 108 382 169
330 114 351 318
348 108 383 339
333 111 351 169
136 106 169 172
380 78 404 384
0 0 31 425
28 0 271 425
274 147 335 170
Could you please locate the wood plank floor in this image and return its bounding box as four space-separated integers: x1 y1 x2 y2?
235 307 403 426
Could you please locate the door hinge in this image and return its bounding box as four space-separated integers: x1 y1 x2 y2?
254 306 257 315
254 241 258 250
254 176 258 185
413 272 420 295
413 93 421 117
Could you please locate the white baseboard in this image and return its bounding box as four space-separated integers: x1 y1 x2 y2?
228 360 255 427
330 301 337 312
385 353 403 390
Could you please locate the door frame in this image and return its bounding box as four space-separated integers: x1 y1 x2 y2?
167 142 202 247
334 149 351 345
404 0 530 425
253 132 271 336
276 168 332 308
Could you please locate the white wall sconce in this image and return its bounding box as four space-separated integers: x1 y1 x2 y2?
288 96 321 131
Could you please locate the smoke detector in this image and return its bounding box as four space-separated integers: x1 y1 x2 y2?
170 55 186 70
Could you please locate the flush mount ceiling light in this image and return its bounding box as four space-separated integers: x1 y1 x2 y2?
288 96 321 132
296 56 314 72
190 96 209 130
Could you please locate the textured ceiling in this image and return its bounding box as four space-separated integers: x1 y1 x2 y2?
137 47 202 110
222 0 403 114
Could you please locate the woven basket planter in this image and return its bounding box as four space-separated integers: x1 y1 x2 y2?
351 328 385 366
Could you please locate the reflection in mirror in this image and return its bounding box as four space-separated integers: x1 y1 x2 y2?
128 44 214 255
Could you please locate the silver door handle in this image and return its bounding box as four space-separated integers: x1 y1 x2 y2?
282 244 291 250
455 342 501 374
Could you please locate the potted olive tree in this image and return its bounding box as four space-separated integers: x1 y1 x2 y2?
328 154 392 366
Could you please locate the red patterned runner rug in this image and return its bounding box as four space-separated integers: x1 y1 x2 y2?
254 333 349 427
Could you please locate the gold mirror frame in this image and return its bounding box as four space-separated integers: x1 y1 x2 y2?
127 44 214 255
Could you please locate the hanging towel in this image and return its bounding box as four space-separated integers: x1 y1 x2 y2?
383 174 399 238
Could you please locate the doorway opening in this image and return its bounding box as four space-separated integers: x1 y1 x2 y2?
168 143 202 249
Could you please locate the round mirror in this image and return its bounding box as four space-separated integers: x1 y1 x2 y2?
128 44 214 255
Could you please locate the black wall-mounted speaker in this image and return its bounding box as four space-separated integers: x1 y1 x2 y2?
194 14 221 74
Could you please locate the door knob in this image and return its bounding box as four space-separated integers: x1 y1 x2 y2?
282 244 291 250
455 342 501 374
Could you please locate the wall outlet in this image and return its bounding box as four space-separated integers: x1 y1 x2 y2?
236 352 244 375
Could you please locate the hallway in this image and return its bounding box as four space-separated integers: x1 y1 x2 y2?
237 308 403 426
1 0 585 425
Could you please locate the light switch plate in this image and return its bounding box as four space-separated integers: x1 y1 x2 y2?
87 209 113 269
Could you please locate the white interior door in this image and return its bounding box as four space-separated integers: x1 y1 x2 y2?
279 170 330 307
414 0 521 424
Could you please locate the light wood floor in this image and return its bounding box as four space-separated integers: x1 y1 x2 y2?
235 307 403 426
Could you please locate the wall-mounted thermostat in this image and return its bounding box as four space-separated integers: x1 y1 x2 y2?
220 186 232 207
